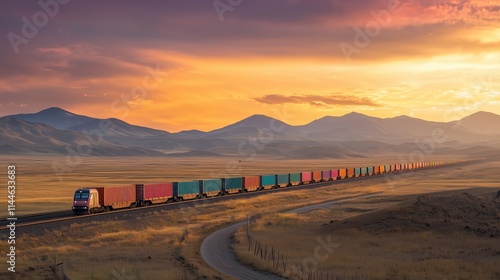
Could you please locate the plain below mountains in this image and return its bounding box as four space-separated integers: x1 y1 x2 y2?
2 107 500 157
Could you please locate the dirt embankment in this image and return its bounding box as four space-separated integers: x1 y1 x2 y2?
329 191 500 237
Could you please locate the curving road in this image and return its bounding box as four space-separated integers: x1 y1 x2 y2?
200 193 381 280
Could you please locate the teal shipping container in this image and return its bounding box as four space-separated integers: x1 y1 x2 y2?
223 177 243 193
361 167 368 176
354 168 361 177
200 179 222 193
176 181 199 196
367 166 374 175
276 174 289 187
261 175 276 189
290 173 301 185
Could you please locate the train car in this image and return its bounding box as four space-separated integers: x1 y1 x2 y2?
260 174 276 190
361 167 368 176
301 172 312 184
347 168 355 178
72 188 100 214
73 185 137 214
136 183 173 206
174 181 200 201
331 169 339 180
312 171 321 183
200 179 222 197
380 165 385 174
374 166 380 175
97 185 136 210
290 173 301 186
338 169 347 179
321 170 331 182
391 164 396 172
222 177 243 194
367 166 374 176
354 167 361 177
276 174 290 187
385 165 391 173
243 176 260 192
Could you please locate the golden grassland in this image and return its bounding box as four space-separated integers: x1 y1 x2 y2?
0 155 496 279
233 161 500 279
0 154 460 217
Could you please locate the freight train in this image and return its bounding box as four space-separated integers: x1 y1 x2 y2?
72 160 458 214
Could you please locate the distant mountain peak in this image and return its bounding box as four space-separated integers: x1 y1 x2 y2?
344 111 364 116
8 107 95 130
35 107 78 116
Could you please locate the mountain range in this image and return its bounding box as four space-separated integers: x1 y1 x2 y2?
1 107 500 157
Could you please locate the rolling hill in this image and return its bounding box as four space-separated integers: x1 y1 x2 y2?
0 117 163 156
2 107 500 157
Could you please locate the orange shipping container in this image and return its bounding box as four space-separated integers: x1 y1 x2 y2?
339 169 347 179
347 168 355 178
243 176 260 192
312 171 321 182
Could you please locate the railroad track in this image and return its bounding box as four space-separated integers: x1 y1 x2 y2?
0 160 481 231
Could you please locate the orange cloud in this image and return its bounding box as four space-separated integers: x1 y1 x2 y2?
255 94 381 107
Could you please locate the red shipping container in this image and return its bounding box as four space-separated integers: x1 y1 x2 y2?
96 185 136 210
244 176 260 192
301 172 312 183
374 166 380 174
139 183 173 204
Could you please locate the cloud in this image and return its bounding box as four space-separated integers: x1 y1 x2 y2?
254 94 381 107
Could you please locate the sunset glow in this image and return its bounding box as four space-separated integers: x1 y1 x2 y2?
1 0 499 131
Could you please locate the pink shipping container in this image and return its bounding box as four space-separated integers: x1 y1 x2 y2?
96 185 136 210
137 183 173 205
331 170 339 180
301 172 312 184
244 176 260 192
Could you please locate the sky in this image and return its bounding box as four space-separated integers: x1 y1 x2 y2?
1 0 500 132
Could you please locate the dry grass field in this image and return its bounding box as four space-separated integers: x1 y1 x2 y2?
233 160 500 280
0 154 459 217
0 155 496 279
